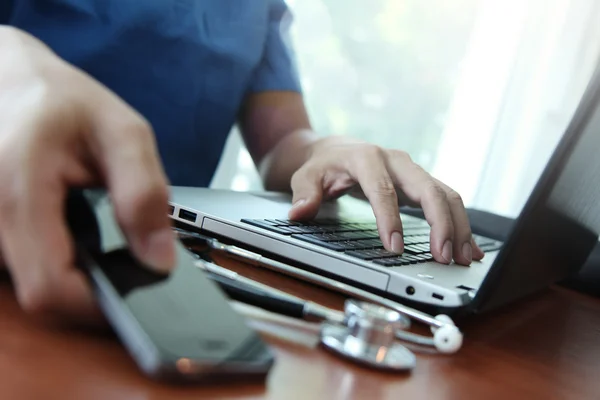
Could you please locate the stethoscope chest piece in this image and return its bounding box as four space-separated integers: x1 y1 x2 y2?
319 300 416 371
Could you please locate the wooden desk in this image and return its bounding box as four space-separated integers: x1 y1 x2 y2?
1 252 600 400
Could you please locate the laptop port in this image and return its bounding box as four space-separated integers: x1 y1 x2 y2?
432 293 444 301
178 209 197 223
168 205 175 215
406 286 415 295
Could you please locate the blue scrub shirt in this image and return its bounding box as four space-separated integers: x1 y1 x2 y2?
0 0 301 186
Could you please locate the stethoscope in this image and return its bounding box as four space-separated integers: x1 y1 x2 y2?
181 230 463 372
319 300 460 371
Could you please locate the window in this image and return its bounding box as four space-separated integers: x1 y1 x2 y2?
212 0 600 218
287 0 480 170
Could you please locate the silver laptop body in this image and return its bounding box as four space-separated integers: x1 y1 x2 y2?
169 59 600 314
169 189 497 308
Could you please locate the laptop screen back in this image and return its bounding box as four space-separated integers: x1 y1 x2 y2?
472 60 600 313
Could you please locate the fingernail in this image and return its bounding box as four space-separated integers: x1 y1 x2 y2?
442 240 453 264
391 231 404 253
138 228 176 272
462 242 472 263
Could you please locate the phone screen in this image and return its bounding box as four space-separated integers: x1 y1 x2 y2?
68 189 273 381
94 246 272 363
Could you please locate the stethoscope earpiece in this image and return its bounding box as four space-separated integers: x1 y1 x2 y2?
430 314 463 354
432 324 463 354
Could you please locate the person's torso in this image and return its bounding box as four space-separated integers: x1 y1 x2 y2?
1 0 272 186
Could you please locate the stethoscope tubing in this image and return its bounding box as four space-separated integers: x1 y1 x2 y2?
197 259 436 350
203 236 447 329
179 229 458 353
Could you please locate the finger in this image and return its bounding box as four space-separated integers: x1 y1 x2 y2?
83 99 176 273
0 171 98 317
288 163 324 220
385 151 454 263
348 148 404 253
471 237 485 261
435 183 472 265
434 179 484 264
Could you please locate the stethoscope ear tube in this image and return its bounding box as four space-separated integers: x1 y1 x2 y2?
201 234 457 331
206 234 460 333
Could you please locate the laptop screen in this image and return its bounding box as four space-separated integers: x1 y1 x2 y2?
472 58 600 313
548 100 600 234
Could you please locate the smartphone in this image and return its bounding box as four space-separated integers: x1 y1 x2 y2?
66 189 274 383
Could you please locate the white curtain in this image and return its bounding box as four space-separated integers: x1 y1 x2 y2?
431 0 600 218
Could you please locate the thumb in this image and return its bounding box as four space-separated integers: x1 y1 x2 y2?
288 165 324 221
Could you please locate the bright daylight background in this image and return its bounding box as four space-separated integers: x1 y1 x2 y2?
210 0 600 219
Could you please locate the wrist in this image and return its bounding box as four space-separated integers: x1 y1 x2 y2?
259 128 320 192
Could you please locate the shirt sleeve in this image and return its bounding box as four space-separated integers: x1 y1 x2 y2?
247 0 302 93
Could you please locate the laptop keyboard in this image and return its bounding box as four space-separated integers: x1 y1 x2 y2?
241 218 503 267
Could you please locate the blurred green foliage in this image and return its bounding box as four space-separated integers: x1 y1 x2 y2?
289 0 479 169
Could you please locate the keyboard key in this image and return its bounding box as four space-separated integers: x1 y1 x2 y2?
330 225 360 233
274 219 303 226
361 238 384 248
350 223 378 230
287 226 312 234
401 219 429 229
241 219 297 235
337 241 369 250
404 228 431 236
344 250 380 260
404 244 428 254
413 243 430 252
313 219 342 226
319 226 348 233
291 234 345 251
404 235 427 245
312 226 335 233
373 258 410 267
336 239 380 250
293 224 348 234
334 230 380 241
401 254 421 263
265 219 283 225
373 258 412 267
300 233 340 242
369 249 400 258
293 226 322 234
344 249 399 260
413 253 433 261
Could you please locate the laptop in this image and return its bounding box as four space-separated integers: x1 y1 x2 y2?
168 62 600 315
